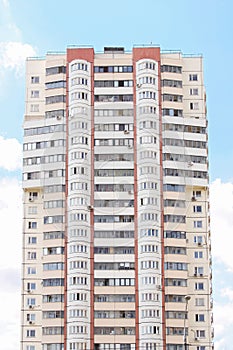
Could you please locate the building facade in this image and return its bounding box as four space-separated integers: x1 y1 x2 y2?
21 46 213 350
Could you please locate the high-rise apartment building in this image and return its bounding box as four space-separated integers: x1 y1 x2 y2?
21 46 213 350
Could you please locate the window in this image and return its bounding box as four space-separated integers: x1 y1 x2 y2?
44 231 64 239
94 94 133 102
190 88 198 95
71 62 88 72
166 346 183 350
94 109 133 117
165 262 187 271
163 94 183 102
46 66 66 75
189 74 198 81
43 262 64 271
164 231 186 239
195 282 204 290
163 184 185 192
26 313 36 322
31 76 39 84
94 278 135 286
31 90 39 98
195 314 205 322
139 136 156 144
94 66 133 73
138 91 156 100
44 215 64 224
45 109 65 119
194 251 203 259
195 298 205 306
138 61 157 71
28 252 37 260
43 311 64 319
23 172 40 181
138 76 156 85
164 215 186 223
196 330 205 338
68 343 86 350
190 102 199 110
165 246 186 255
43 247 64 255
165 279 187 287
42 327 64 335
194 205 202 213
43 278 64 287
194 267 204 276
162 79 182 88
28 206 37 215
43 294 64 303
46 95 66 104
161 65 182 73
162 108 183 117
42 344 64 350
141 325 159 335
28 236 37 244
94 80 133 87
45 81 66 89
28 221 37 229
27 282 36 291
164 199 185 208
30 104 39 112
27 267 36 275
27 298 36 306
26 330 35 337
194 236 203 244
27 346 35 350
194 220 202 228
71 92 88 101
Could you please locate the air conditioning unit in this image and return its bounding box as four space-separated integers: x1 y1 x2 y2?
194 273 197 277
188 161 194 167
200 273 203 277
27 289 31 293
124 129 129 134
128 190 133 195
29 321 34 324
191 196 196 201
137 83 142 88
87 205 94 211
29 305 34 309
156 285 162 290
128 144 133 149
29 197 34 202
198 242 202 246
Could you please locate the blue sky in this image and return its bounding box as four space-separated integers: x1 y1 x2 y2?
0 0 232 349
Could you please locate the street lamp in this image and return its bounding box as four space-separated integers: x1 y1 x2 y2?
184 295 191 350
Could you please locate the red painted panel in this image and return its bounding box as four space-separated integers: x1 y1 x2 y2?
132 46 166 350
132 47 160 62
67 47 94 63
65 46 95 350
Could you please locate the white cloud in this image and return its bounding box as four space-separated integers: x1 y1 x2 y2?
0 41 36 76
214 300 233 350
0 136 22 171
2 0 9 8
210 178 233 270
220 287 233 301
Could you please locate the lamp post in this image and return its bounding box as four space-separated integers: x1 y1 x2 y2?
184 295 191 350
